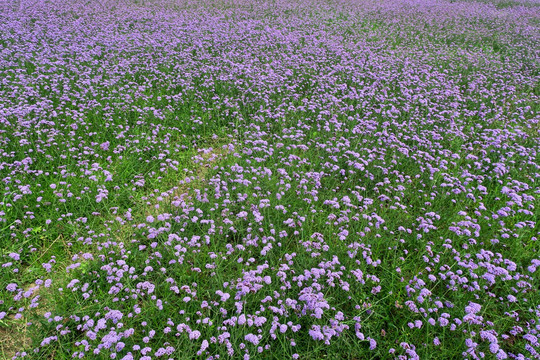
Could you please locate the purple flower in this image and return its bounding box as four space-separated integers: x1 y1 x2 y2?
465 302 482 314
6 283 17 292
245 334 260 345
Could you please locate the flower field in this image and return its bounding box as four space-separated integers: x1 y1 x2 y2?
0 0 539 358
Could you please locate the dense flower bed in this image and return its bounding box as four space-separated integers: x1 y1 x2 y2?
0 0 539 359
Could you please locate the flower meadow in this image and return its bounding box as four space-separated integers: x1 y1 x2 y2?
1 0 539 358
